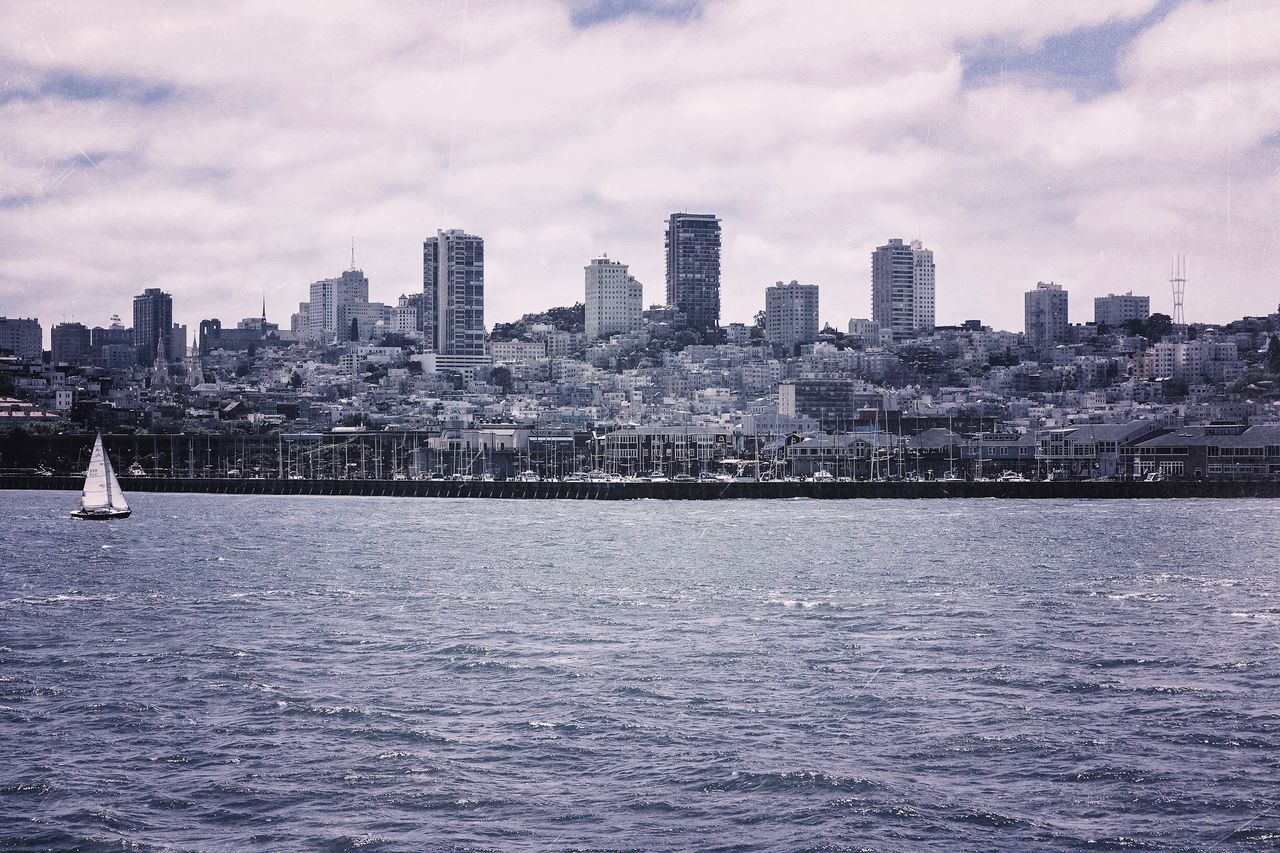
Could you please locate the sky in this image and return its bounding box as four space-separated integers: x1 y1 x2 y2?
1 0 1278 343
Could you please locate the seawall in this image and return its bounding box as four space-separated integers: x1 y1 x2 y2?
5 475 1280 500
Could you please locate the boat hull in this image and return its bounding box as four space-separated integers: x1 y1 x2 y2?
71 509 131 520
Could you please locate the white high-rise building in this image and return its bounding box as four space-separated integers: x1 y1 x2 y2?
871 238 934 340
1094 292 1150 329
765 280 819 349
585 256 643 340
423 229 485 356
306 269 370 342
1025 281 1069 349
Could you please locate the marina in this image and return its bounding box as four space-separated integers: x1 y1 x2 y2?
5 473 1280 499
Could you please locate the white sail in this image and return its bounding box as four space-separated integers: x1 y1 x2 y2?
78 433 130 514
81 434 111 510
104 451 130 512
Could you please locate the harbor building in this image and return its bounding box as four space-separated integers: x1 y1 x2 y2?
665 213 721 332
585 256 643 340
765 281 819 350
779 378 882 432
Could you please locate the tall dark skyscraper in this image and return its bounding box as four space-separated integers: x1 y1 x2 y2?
423 229 485 356
133 287 174 363
665 213 721 331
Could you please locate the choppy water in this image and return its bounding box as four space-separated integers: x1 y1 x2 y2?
2 492 1279 851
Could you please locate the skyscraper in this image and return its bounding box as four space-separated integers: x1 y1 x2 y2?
585 256 643 340
133 288 173 363
423 229 485 356
871 238 935 340
765 280 820 349
1025 281 1069 349
306 269 370 343
665 213 721 331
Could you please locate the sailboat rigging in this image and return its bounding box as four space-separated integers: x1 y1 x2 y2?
72 433 132 520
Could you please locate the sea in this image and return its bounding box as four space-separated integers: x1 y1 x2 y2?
1 491 1278 851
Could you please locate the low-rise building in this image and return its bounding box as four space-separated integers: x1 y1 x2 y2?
1131 423 1280 480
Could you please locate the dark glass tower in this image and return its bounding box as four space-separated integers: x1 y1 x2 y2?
665 213 721 331
133 287 173 363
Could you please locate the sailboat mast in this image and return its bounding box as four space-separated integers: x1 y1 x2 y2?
101 437 114 506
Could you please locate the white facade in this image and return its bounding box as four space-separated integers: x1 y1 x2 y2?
0 317 43 360
585 256 643 340
765 281 819 349
424 229 485 356
871 238 935 339
1025 281 1069 349
390 294 421 339
491 340 548 364
1094 292 1150 328
306 269 370 343
1151 339 1243 383
847 318 893 346
344 301 389 341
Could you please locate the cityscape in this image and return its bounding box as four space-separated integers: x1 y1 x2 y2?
3 2 1279 850
2 215 1279 483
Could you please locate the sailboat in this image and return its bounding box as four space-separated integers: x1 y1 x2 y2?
71 433 131 520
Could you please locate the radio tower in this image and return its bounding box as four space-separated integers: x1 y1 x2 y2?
1169 254 1187 326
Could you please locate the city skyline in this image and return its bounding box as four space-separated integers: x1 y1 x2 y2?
10 230 1280 356
2 1 1277 336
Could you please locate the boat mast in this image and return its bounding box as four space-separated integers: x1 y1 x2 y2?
101 436 114 507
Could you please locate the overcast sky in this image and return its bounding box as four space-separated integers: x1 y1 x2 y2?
2 0 1277 341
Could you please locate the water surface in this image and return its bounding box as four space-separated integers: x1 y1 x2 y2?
2 492 1278 850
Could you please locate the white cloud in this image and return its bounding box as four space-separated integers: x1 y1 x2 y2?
1 0 1277 344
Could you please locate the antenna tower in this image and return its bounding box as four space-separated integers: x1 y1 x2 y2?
1170 254 1187 325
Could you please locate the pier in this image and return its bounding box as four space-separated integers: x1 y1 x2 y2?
4 474 1279 500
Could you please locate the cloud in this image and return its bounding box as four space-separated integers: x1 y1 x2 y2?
0 0 1277 345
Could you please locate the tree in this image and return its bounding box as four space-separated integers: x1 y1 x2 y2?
1266 334 1280 373
674 330 700 350
491 303 586 341
378 332 413 348
349 318 360 341
289 371 303 388
489 365 513 393
545 303 586 332
1146 313 1173 342
1163 377 1189 400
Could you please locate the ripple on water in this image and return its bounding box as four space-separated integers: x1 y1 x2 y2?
0 494 1277 850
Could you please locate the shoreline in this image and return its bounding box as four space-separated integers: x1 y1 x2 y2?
5 475 1280 500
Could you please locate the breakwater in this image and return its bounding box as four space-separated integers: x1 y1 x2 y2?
5 474 1280 499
